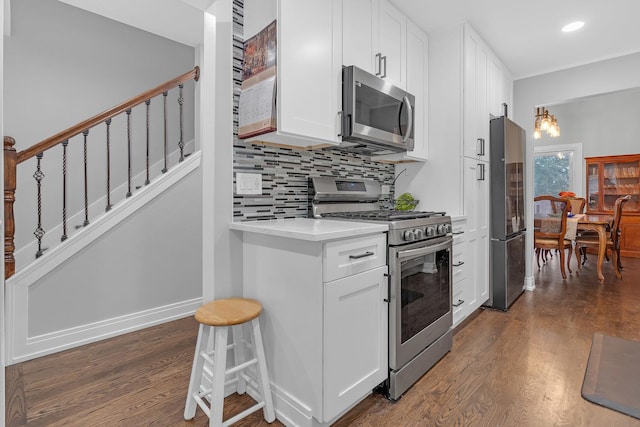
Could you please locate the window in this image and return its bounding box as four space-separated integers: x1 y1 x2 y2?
534 143 583 197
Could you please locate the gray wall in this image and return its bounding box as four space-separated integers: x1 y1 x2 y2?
5 0 196 251
531 88 640 158
514 52 640 282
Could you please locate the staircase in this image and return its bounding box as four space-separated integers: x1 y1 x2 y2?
4 68 204 364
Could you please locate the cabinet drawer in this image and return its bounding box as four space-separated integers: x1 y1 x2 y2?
452 248 466 283
452 277 469 326
324 234 387 282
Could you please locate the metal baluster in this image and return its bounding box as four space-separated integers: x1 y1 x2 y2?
145 99 151 185
126 108 132 197
162 91 168 173
61 140 68 241
178 84 184 162
33 153 45 258
83 130 90 226
105 118 112 211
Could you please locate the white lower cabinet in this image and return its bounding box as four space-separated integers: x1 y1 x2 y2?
323 265 388 421
241 231 388 426
451 217 469 327
463 158 490 314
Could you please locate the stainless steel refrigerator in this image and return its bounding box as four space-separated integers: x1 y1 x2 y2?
487 115 526 311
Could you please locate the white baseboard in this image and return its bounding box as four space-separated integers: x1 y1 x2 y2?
7 297 202 365
524 275 536 291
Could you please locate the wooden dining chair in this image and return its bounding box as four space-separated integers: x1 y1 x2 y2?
568 197 586 214
541 196 586 263
575 195 631 279
534 195 572 279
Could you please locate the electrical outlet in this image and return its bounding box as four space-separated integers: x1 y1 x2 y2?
236 173 262 195
381 185 391 195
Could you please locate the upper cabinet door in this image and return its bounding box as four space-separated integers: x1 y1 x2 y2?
278 0 342 144
489 57 513 118
405 20 428 160
463 25 489 161
378 0 407 89
342 0 379 74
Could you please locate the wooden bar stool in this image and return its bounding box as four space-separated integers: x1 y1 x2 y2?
184 297 275 426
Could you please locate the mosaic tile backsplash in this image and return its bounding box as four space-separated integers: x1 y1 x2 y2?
232 0 395 222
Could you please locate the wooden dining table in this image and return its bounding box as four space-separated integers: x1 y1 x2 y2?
574 213 614 282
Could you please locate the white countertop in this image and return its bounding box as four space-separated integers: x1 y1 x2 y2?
229 218 388 242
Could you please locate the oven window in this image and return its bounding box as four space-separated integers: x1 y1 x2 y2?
400 248 450 344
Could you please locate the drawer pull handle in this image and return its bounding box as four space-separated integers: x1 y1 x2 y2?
453 299 465 307
453 261 464 267
452 231 464 235
350 251 374 260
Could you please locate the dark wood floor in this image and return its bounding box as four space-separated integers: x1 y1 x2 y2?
6 255 640 426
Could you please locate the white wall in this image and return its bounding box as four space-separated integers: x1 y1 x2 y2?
4 0 196 251
532 88 640 158
514 52 640 285
205 0 242 301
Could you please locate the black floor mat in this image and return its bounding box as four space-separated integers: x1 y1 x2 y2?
582 333 640 419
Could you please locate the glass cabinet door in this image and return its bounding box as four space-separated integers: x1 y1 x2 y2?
586 156 640 213
587 163 600 211
603 160 640 212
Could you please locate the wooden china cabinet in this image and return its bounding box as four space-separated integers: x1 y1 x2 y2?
585 154 640 258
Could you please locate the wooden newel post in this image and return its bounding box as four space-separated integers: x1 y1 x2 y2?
5 136 17 279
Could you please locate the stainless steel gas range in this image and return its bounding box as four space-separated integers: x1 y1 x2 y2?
309 176 453 401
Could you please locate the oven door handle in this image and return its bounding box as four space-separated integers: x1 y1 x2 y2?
396 239 452 260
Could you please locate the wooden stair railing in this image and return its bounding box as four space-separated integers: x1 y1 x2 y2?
4 66 200 279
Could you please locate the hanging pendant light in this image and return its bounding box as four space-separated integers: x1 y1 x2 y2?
534 107 560 139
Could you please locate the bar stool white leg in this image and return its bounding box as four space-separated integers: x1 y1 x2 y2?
251 318 275 422
184 323 208 420
210 326 228 427
232 324 247 395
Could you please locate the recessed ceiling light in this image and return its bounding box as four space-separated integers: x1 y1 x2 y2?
562 21 585 32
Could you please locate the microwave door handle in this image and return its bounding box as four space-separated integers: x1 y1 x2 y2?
402 96 413 143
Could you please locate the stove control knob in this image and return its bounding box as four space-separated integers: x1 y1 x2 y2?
437 225 446 235
426 226 436 237
445 224 453 233
413 228 424 240
403 230 416 241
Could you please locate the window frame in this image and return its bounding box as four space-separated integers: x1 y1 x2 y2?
533 142 583 198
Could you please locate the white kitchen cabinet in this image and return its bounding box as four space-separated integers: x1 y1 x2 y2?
423 22 510 326
489 56 514 118
451 217 469 327
342 0 378 73
239 228 388 426
378 0 406 89
463 25 490 162
463 157 490 312
243 0 343 149
323 265 387 421
342 0 406 89
371 19 428 163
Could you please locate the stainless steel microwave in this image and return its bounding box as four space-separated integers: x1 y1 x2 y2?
339 65 415 156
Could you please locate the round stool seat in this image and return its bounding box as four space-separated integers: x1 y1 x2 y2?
195 297 262 327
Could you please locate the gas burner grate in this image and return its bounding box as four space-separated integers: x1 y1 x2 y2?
324 210 446 221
